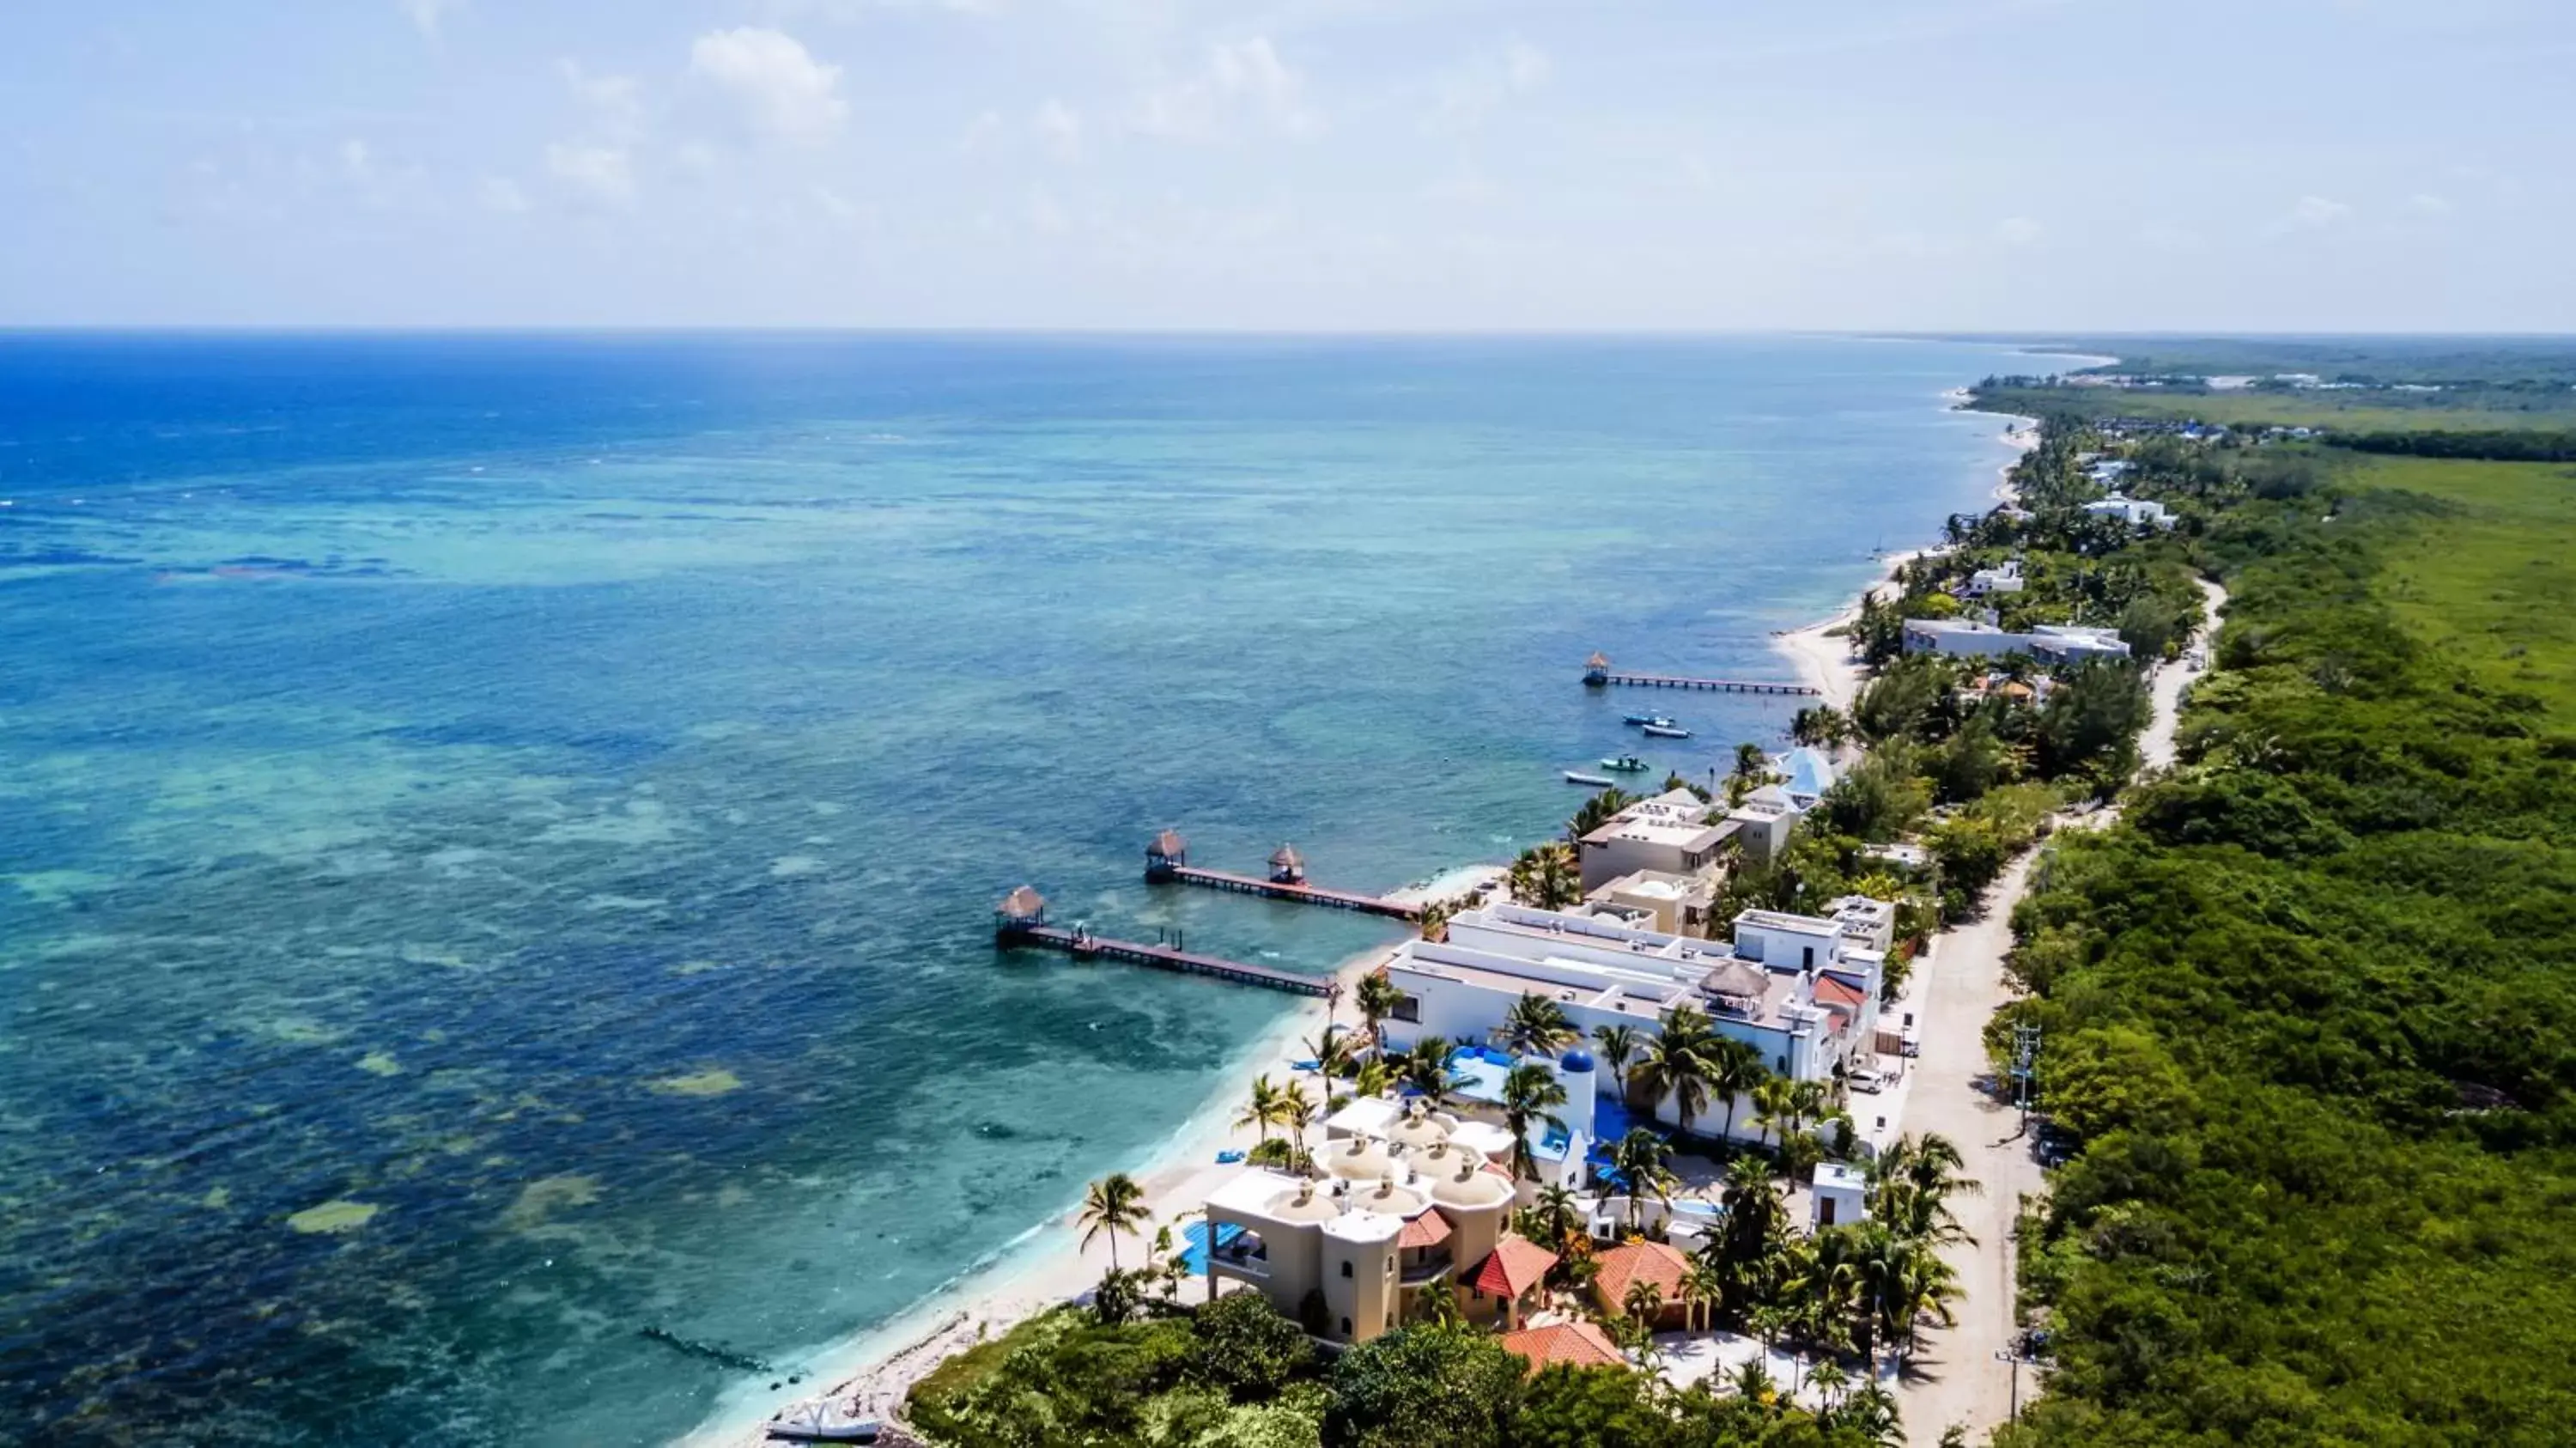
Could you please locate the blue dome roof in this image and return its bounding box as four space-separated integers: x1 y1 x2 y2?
1558 1049 1596 1074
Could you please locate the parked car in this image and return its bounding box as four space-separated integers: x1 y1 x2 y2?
1899 1029 1922 1058
1848 1068 1888 1094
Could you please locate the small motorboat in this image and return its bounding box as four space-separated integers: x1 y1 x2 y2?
1600 755 1649 773
1622 714 1676 729
766 1406 880 1444
1620 713 1660 727
1641 723 1692 739
1564 770 1617 788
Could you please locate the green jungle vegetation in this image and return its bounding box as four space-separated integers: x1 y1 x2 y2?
1964 354 2576 1446
908 1293 1916 1448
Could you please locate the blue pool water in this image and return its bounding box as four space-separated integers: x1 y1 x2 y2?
0 332 2033 1445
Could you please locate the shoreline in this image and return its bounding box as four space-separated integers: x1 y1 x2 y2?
688 386 2034 1448
1773 411 2036 711
686 863 1504 1448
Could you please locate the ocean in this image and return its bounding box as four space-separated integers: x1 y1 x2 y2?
0 332 2028 1445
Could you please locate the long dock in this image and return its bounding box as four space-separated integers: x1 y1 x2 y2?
1151 865 1422 921
1003 923 1334 997
1587 671 1819 696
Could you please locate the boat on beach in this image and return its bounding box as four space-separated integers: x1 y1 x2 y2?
1564 770 1617 788
765 1405 884 1444
1600 755 1649 772
1640 723 1692 739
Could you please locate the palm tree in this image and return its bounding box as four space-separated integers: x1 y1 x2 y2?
1235 1074 1283 1147
1622 1280 1665 1330
1704 1036 1767 1146
1078 1172 1149 1270
1278 1080 1318 1171
1786 1079 1833 1140
1636 1005 1716 1136
1590 1023 1641 1101
1355 970 1404 1050
1418 899 1453 945
1808 1358 1850 1411
1508 842 1581 910
1303 1024 1357 1079
1718 1156 1788 1275
1728 1358 1777 1408
1680 1256 1726 1334
1499 1062 1570 1182
1607 1127 1677 1233
1399 1036 1456 1107
1495 992 1578 1057
1530 1183 1582 1250
1350 1057 1397 1102
1567 787 1640 843
1749 1076 1797 1153
1837 1384 1904 1448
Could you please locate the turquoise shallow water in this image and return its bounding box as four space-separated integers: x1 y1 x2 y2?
0 333 2026 1445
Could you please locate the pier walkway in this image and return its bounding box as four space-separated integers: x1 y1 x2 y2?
1582 651 1817 697
1141 833 1423 922
1002 922 1333 997
1150 865 1422 921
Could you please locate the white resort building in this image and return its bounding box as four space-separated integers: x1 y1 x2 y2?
1379 898 1896 1146
2083 493 2175 528
1900 618 2133 665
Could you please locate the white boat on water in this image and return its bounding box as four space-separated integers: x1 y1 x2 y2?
1564 770 1616 788
1640 723 1692 739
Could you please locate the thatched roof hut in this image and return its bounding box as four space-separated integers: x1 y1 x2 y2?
997 885 1048 922
1267 843 1306 882
1702 960 1769 1012
1150 829 1188 860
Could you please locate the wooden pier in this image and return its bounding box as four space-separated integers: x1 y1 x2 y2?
1582 651 1817 697
992 887 1334 997
1142 833 1422 922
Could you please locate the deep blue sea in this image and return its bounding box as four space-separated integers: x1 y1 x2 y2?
0 332 2029 1445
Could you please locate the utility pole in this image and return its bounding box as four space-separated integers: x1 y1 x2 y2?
2010 1022 2043 1134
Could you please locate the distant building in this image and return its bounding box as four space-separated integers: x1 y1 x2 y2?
1577 788 1740 892
1901 618 2133 664
1724 783 1804 866
1586 868 1716 936
1965 560 2026 598
2084 493 2175 529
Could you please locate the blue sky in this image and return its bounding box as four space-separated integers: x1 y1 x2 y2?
5 0 2572 329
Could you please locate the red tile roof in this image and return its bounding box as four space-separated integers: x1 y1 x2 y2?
1814 975 1868 1010
1499 1320 1625 1373
1591 1240 1691 1311
1398 1209 1453 1250
1465 1232 1557 1299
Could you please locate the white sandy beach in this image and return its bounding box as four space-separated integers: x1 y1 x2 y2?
685 863 1504 1448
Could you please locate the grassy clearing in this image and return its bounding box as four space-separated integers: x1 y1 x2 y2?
2359 455 2576 716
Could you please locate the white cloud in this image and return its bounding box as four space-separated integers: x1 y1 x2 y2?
546 142 635 205
2289 194 2353 228
478 177 531 213
398 0 463 39
1034 100 1083 161
2407 192 2454 215
1430 38 1550 131
562 61 646 142
338 139 374 180
1134 37 1317 142
1993 216 2040 246
959 110 1006 154
689 27 849 143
